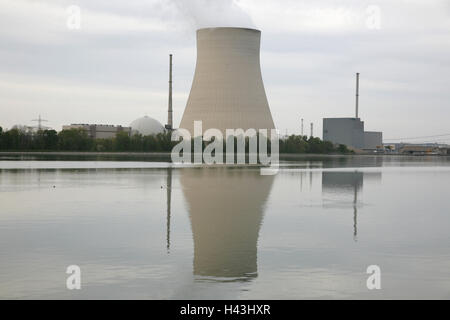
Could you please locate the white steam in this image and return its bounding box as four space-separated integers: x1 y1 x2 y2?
170 0 255 29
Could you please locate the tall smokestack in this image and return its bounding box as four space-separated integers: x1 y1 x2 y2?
355 72 360 118
301 118 304 136
166 54 173 130
310 122 313 138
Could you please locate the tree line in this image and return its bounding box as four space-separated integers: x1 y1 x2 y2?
0 127 351 154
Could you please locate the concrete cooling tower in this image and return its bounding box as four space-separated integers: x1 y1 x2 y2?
179 27 276 136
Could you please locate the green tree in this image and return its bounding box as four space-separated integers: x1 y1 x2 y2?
114 131 131 151
337 144 351 154
43 130 58 150
94 138 113 152
280 135 308 153
156 131 174 152
130 134 143 151
58 128 93 151
5 128 20 150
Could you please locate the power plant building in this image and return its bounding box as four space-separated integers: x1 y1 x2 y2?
130 116 165 136
62 124 131 139
364 131 383 149
322 73 383 150
323 118 365 149
322 118 383 150
179 27 275 136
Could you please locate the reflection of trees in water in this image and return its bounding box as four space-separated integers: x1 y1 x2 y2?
322 171 382 241
179 168 274 282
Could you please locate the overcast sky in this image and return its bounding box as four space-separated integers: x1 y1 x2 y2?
1 0 449 142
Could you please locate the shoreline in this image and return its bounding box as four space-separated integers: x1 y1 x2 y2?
1 151 448 158
0 151 173 157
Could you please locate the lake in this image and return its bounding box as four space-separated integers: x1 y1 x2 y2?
1 154 450 299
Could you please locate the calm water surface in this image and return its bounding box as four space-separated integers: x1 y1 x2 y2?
1 155 450 299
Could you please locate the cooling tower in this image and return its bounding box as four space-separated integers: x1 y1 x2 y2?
179 27 276 136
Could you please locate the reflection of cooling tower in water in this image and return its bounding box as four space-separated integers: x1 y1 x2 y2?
180 168 274 280
179 27 276 136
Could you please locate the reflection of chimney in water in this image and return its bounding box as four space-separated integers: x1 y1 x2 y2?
166 167 172 253
321 171 364 241
322 171 382 241
353 182 358 242
300 171 303 191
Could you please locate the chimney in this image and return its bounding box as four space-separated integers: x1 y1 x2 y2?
166 54 173 130
355 72 360 118
310 122 313 138
301 118 304 136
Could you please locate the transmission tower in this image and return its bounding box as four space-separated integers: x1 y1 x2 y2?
31 115 49 131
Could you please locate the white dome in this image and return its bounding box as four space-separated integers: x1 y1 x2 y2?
130 116 165 136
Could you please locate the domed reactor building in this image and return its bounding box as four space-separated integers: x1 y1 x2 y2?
179 27 276 136
130 116 165 136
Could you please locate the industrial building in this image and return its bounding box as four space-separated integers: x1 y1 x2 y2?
322 73 383 151
395 143 449 155
364 131 383 149
62 124 131 139
323 118 383 151
179 27 275 136
323 117 365 149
